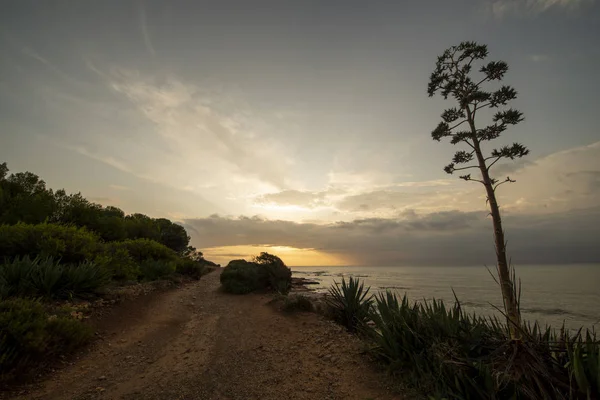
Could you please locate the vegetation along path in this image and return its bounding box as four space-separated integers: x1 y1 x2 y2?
7 270 399 400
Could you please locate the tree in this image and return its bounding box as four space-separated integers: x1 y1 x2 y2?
0 167 57 225
427 42 528 338
154 218 190 254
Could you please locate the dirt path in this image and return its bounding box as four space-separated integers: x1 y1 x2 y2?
7 270 401 400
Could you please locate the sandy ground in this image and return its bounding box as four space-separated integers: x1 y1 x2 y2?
5 270 401 400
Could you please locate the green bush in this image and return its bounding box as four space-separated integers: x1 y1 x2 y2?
175 258 206 279
0 223 101 265
366 285 600 399
116 238 177 263
220 254 292 295
94 239 177 281
220 260 262 294
0 256 109 299
139 260 175 281
95 242 139 281
325 277 373 333
282 294 314 313
0 298 92 376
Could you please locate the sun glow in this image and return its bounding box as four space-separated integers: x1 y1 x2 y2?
202 245 348 267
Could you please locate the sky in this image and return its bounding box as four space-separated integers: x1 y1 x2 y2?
1 0 599 266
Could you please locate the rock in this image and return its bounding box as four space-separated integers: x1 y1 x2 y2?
98 376 107 381
125 355 133 360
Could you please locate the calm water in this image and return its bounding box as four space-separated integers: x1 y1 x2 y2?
292 265 600 331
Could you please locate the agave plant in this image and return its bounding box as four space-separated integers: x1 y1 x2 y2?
325 277 373 332
62 260 110 297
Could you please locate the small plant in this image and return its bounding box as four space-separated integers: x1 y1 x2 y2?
62 261 110 297
0 255 37 297
325 277 373 332
28 257 66 297
282 295 314 313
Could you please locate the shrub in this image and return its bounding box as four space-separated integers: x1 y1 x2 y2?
0 298 92 376
282 294 314 313
325 277 373 332
138 260 175 281
0 275 8 301
95 242 139 281
175 258 206 280
0 223 101 265
220 254 292 295
0 256 109 299
116 238 177 263
95 239 177 281
220 260 262 294
253 252 292 294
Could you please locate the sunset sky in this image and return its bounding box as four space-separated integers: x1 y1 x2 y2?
1 0 599 266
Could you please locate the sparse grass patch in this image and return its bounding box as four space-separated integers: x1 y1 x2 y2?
282 294 314 313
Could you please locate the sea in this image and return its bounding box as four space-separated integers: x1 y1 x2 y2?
292 264 600 331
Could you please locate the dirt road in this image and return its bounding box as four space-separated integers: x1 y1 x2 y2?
8 270 400 400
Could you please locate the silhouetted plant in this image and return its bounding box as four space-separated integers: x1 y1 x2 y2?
353 277 600 399
326 277 373 332
428 41 528 337
220 253 292 295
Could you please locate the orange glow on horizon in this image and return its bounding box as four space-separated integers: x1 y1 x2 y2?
202 245 349 267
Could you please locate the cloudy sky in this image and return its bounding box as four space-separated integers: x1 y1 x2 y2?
1 0 599 266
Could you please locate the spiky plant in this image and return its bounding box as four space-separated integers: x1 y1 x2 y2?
325 276 373 332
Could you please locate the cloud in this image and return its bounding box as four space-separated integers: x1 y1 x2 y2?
487 0 594 18
139 1 156 56
247 141 600 220
105 68 289 190
109 184 131 191
185 207 600 266
255 190 328 208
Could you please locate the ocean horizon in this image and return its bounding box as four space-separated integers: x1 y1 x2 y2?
292 264 600 331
